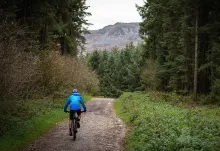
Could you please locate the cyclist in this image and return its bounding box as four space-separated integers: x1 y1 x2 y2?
64 89 87 136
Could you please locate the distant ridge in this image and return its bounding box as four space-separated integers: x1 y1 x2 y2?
85 22 142 51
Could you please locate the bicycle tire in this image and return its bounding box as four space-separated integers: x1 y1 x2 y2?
72 118 76 140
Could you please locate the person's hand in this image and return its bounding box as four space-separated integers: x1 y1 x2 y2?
83 108 87 112
64 110 68 113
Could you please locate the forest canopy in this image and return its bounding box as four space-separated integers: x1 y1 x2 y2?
87 0 220 103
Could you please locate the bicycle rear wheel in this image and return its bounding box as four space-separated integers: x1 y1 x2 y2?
72 119 77 140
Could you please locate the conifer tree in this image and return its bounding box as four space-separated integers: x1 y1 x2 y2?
0 0 91 56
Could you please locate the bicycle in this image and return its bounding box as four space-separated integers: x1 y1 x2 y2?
67 110 83 141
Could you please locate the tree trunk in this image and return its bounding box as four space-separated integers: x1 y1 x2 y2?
197 3 211 94
193 10 198 102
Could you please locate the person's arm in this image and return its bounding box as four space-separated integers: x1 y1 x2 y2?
64 97 70 112
79 96 86 112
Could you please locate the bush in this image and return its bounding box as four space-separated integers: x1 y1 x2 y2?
116 92 220 151
0 19 99 100
62 57 100 95
0 17 99 137
0 19 39 101
37 51 99 96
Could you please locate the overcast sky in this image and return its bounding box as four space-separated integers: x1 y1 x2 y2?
86 0 144 30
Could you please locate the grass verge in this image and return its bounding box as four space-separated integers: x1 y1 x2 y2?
0 95 92 151
82 95 93 103
115 92 220 151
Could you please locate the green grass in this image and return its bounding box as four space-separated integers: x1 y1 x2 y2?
0 95 92 151
82 95 93 103
115 92 220 151
114 98 130 123
0 109 66 151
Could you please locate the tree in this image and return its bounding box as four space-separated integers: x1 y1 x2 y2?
137 0 220 102
194 10 198 102
87 50 101 71
0 0 91 56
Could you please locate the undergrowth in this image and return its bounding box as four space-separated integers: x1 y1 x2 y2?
0 95 92 151
115 92 220 151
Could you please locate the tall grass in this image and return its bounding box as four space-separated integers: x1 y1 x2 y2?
0 95 92 151
115 92 220 151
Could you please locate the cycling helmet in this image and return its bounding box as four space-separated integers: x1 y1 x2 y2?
72 89 78 93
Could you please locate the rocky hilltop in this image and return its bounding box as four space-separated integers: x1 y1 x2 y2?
85 22 142 51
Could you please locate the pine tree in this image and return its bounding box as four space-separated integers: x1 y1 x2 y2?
137 0 220 102
0 0 91 56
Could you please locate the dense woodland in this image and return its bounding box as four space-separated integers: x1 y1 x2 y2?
0 0 99 137
88 0 220 102
0 0 100 101
0 0 90 55
87 44 144 97
138 0 220 101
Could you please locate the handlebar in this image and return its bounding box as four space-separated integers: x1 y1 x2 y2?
66 110 84 113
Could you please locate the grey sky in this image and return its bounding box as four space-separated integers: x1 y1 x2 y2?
86 0 144 30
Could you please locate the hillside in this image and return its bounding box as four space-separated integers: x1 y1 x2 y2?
85 22 142 51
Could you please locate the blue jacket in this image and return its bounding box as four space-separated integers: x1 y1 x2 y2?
64 92 86 112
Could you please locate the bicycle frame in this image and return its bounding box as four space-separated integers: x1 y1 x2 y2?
67 110 83 141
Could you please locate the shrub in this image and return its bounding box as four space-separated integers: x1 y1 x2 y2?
116 92 220 151
0 18 39 101
0 17 99 137
0 19 99 102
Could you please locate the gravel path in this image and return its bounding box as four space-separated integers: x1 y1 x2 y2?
22 98 125 151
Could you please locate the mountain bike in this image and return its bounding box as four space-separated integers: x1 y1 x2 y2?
67 110 83 141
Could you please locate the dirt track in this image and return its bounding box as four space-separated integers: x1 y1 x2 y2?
22 98 125 151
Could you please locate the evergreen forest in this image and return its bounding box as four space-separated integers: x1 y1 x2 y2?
88 0 220 103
